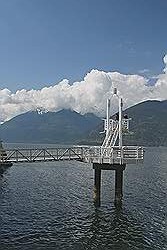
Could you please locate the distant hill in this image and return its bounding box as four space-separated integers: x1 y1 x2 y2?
0 109 101 144
86 100 167 146
0 100 167 146
123 100 167 146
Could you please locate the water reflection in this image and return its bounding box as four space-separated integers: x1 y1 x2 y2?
72 207 152 250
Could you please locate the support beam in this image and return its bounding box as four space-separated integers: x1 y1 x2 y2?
114 169 124 207
119 97 123 148
93 168 101 207
106 98 110 133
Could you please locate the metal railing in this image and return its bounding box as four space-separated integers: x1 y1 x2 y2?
0 147 84 163
82 146 144 164
0 146 144 165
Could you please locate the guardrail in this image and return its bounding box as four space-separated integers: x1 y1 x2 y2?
0 146 144 165
0 147 84 163
82 146 144 164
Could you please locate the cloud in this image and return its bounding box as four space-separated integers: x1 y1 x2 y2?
138 69 150 74
0 55 167 122
163 54 167 73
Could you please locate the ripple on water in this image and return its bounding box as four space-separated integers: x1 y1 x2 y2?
0 148 167 250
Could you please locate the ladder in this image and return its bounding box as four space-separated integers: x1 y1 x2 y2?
101 122 119 157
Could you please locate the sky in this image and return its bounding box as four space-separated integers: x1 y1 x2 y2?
0 0 167 122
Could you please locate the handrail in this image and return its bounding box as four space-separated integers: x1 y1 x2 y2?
0 146 144 164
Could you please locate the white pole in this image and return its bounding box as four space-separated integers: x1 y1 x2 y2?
119 97 123 147
106 98 110 133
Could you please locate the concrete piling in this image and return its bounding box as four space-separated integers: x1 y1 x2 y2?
114 169 124 207
93 163 125 207
93 168 101 207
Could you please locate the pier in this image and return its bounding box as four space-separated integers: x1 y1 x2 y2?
0 145 143 164
0 88 144 207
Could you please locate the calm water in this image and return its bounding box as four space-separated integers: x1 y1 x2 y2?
0 147 166 250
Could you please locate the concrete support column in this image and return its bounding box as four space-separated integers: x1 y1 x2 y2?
93 168 101 207
114 169 123 207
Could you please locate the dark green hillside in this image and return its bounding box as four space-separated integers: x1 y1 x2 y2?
123 100 167 146
86 100 167 146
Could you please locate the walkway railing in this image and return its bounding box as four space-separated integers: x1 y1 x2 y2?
0 146 144 165
0 147 84 163
82 146 144 164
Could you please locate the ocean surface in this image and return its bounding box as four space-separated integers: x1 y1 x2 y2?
0 146 166 250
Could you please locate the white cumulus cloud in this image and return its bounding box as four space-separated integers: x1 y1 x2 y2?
0 55 167 122
163 54 167 73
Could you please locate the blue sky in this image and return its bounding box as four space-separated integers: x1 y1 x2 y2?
0 0 167 91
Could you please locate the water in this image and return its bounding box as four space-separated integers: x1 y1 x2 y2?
0 147 166 250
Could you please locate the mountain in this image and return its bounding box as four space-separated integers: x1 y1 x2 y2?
123 100 167 146
86 100 167 146
0 109 101 144
1 100 167 146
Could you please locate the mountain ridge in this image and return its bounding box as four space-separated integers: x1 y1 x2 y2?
0 100 167 146
0 109 102 144
83 100 167 146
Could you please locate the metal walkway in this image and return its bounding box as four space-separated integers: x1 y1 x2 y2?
0 146 144 165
